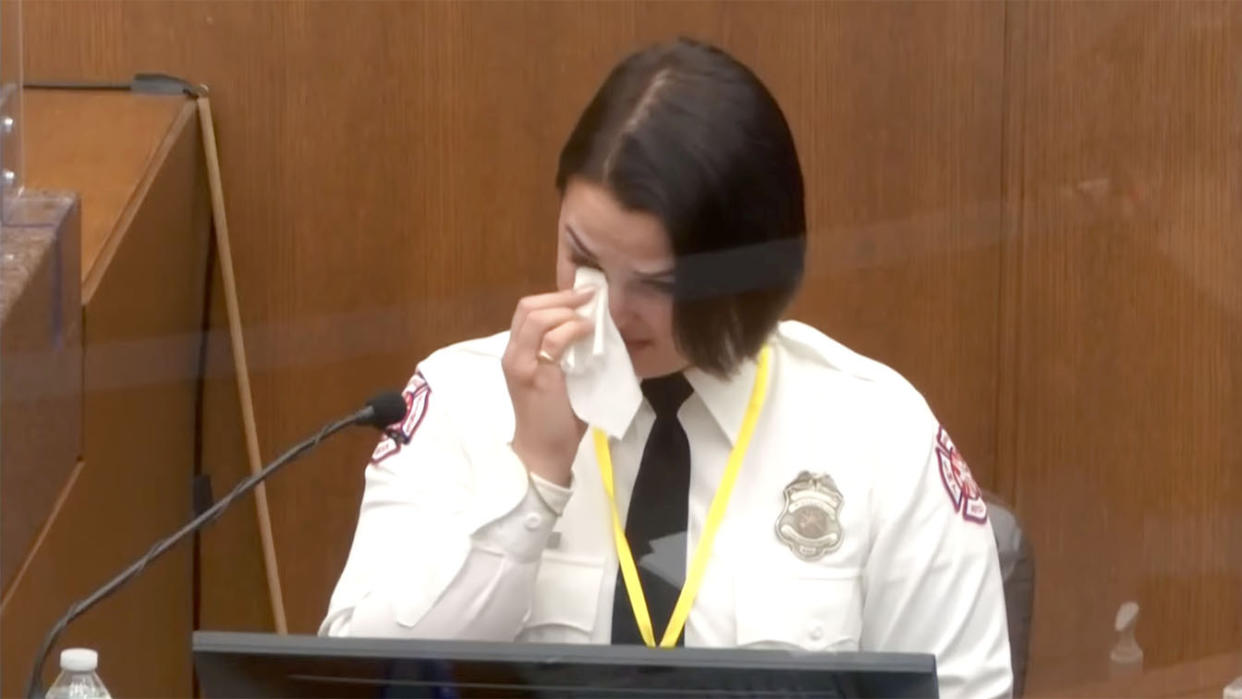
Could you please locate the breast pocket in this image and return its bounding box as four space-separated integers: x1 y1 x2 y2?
518 550 605 644
734 570 863 652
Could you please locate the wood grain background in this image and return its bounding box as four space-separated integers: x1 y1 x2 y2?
19 1 1241 693
999 1 1242 689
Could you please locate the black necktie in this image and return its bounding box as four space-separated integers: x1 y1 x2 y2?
611 373 694 646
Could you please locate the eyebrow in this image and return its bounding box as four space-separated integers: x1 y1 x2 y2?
565 224 675 280
565 225 597 261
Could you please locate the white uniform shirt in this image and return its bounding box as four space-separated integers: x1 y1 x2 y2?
321 320 1013 698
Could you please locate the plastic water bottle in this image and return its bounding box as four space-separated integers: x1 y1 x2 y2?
1108 601 1143 678
45 648 111 699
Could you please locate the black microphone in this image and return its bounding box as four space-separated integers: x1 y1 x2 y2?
25 391 406 699
356 391 408 430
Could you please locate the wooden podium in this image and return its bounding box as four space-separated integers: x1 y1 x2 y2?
0 89 210 697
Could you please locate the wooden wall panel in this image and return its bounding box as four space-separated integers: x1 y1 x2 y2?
1003 1 1242 691
24 0 1008 639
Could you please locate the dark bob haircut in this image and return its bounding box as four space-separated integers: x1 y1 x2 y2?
556 37 806 377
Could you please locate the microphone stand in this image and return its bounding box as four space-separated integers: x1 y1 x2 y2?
25 407 370 699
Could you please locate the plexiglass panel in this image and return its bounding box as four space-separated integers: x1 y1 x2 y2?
0 0 22 221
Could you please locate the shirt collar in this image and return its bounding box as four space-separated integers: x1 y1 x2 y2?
682 353 761 445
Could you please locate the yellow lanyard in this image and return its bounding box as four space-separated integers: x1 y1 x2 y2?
593 345 772 648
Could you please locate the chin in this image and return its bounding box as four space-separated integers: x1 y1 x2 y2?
627 347 686 379
631 364 663 380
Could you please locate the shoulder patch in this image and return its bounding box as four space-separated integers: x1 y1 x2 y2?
370 371 431 465
935 427 987 524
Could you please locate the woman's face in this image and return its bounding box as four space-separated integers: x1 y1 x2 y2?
556 178 688 379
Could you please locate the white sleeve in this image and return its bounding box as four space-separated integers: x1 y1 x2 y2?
860 420 1013 698
319 372 572 640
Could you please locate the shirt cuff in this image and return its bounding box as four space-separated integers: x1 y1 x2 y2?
529 471 573 516
465 443 570 562
472 481 561 562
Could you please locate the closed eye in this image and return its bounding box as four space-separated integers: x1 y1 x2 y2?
570 253 600 270
641 277 675 294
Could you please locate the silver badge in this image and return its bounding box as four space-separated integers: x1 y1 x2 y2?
775 471 844 561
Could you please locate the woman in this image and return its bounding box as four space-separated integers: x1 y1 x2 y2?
323 38 1013 697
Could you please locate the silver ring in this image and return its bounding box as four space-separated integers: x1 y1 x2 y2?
537 349 556 364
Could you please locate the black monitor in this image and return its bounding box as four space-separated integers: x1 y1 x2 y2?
193 631 938 698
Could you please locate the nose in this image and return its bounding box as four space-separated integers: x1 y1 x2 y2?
608 283 633 327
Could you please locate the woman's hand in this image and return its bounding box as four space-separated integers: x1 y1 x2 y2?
502 288 596 487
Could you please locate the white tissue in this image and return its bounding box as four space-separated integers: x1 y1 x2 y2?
562 267 643 439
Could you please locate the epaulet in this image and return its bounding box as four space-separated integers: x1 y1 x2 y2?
416 330 509 386
775 320 914 389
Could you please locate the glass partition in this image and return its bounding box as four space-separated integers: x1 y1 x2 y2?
1 2 1239 698
0 0 22 221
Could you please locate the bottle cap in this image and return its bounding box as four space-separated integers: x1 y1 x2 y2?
1109 601 1143 665
59 648 98 673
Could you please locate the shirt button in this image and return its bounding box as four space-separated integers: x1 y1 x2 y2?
807 623 824 642
524 512 543 531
